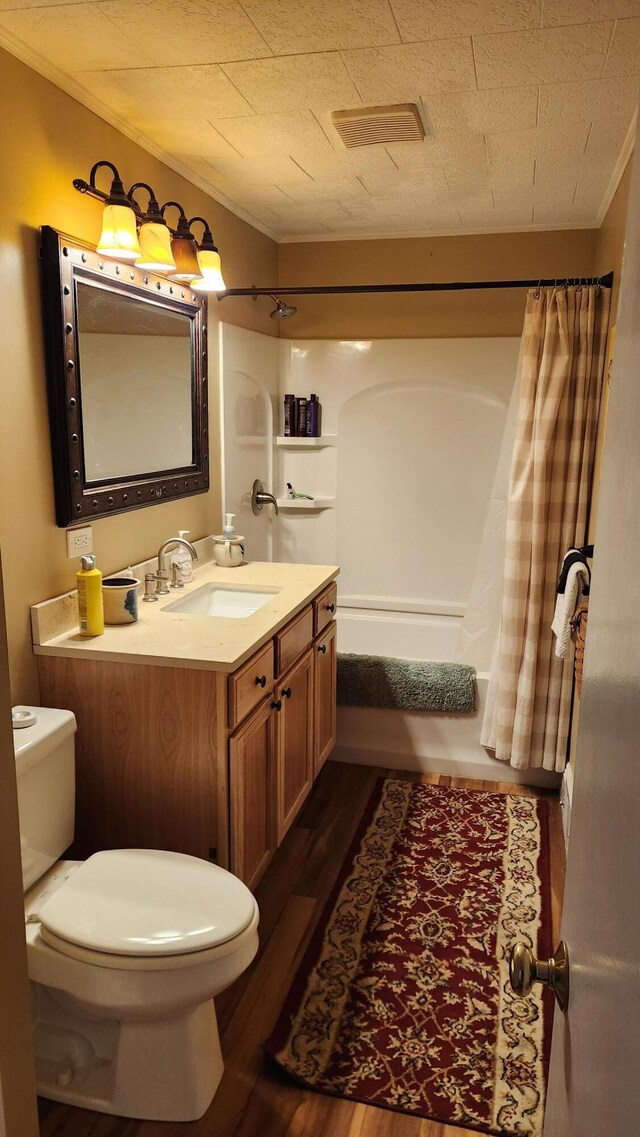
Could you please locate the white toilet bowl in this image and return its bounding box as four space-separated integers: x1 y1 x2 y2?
14 706 260 1121
25 849 259 1121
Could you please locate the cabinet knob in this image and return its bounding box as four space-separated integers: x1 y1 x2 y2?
282 687 292 699
318 644 327 654
255 674 267 688
271 699 282 712
325 603 335 613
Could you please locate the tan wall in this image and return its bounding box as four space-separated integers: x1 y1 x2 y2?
0 47 278 705
277 229 599 339
591 157 634 532
596 156 633 324
0 555 39 1135
569 155 633 774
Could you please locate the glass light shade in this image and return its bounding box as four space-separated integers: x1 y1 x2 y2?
96 203 142 261
168 236 202 282
190 248 226 292
135 221 177 273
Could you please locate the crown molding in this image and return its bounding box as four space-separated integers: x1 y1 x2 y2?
277 221 600 244
595 110 636 229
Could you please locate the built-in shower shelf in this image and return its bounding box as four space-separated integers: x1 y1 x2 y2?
276 435 337 449
276 496 336 511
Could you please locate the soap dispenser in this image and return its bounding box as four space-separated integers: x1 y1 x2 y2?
171 530 194 583
223 513 235 539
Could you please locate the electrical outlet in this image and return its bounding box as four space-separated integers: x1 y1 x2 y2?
66 526 93 559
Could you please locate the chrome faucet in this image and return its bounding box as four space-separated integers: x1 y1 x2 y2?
143 536 199 598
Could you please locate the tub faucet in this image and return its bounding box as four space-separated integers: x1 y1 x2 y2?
154 536 198 595
251 479 279 516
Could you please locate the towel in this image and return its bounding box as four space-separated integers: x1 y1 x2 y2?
552 562 590 658
557 548 591 595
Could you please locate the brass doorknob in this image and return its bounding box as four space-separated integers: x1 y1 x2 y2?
509 940 570 1012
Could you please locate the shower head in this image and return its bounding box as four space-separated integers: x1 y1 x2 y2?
269 295 297 319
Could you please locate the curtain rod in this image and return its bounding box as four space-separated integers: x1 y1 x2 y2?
218 271 613 299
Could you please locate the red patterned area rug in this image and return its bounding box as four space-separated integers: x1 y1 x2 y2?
266 778 553 1136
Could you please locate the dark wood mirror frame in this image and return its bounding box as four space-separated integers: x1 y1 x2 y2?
40 225 209 527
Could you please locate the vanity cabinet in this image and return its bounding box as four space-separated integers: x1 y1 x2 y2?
37 577 338 891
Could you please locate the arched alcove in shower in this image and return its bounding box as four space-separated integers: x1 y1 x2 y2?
337 377 509 656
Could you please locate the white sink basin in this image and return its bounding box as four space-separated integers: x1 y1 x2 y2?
163 584 279 619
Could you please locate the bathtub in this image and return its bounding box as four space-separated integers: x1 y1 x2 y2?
333 606 560 789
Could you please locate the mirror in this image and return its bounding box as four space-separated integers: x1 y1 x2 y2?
40 226 209 527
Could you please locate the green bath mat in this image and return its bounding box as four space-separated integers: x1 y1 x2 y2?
337 654 476 714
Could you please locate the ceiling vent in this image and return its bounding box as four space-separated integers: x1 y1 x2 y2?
331 103 425 148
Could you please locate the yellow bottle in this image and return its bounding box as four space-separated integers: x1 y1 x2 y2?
76 555 104 637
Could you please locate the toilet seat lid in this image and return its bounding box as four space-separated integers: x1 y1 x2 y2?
37 849 256 957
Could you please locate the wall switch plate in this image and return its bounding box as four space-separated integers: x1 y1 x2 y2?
66 526 93 559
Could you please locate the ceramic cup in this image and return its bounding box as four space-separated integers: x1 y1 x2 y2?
102 577 141 624
212 537 245 568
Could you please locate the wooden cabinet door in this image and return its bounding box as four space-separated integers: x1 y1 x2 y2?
229 696 277 891
275 648 314 843
314 621 337 775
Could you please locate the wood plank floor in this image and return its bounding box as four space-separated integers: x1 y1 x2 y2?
39 761 565 1137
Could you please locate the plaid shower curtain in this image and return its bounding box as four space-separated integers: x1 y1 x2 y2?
483 284 611 771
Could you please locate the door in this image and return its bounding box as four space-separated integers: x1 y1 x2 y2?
229 696 277 891
314 621 337 774
275 648 314 843
542 147 640 1132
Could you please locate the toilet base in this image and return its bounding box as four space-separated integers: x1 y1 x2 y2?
33 984 223 1121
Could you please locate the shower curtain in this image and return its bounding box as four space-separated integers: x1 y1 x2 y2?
455 350 521 674
483 284 611 772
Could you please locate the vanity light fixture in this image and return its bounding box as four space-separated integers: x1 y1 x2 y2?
161 202 203 283
129 183 177 274
188 217 226 293
77 162 142 262
72 160 225 287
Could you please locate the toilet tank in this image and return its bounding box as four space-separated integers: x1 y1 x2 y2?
13 706 76 891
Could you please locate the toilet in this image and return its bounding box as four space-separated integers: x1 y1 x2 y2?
14 705 259 1122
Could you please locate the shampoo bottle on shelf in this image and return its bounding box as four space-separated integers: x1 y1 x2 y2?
171 530 193 583
306 393 321 437
283 393 296 437
296 396 308 437
76 555 104 637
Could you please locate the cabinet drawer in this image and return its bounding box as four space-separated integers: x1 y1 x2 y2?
313 581 337 636
229 641 275 730
275 605 313 677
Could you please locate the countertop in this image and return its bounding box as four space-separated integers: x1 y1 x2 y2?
32 559 339 673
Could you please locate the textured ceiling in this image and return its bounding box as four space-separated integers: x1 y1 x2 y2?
1 0 639 240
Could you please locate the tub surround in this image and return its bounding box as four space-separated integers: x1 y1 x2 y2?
32 545 338 673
